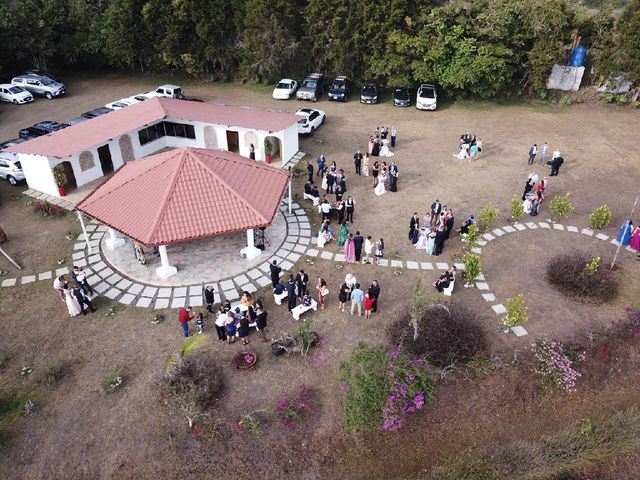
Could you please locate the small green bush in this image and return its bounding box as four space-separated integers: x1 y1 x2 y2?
461 223 480 250
502 294 528 327
589 205 612 230
477 203 499 231
511 196 524 221
549 193 574 219
462 253 481 285
601 93 616 103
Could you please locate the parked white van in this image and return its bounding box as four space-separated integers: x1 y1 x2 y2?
146 84 184 99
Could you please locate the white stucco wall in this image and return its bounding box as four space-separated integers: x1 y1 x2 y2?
20 154 58 197
21 116 300 196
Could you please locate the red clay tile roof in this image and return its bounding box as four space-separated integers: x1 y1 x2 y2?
5 97 299 158
76 148 291 247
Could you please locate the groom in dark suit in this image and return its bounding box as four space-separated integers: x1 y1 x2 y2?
353 231 364 262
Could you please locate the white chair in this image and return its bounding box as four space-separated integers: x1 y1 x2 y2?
273 290 288 305
303 192 320 206
443 280 455 297
291 299 318 320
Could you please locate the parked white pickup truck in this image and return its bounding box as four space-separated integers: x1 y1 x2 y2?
145 84 184 99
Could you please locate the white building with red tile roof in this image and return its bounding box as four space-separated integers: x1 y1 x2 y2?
6 97 300 198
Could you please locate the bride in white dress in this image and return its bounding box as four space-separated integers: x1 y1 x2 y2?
379 139 395 157
415 227 428 249
64 287 82 317
374 171 387 196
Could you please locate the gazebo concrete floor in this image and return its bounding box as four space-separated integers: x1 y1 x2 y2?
100 211 287 287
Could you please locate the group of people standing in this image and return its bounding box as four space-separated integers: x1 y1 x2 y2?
521 171 547 216
409 199 457 256
338 274 381 318
52 266 96 317
340 230 384 264
454 132 482 160
528 142 564 176
368 126 396 157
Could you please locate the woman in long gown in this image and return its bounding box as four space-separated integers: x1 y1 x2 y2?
379 140 395 157
317 227 327 248
343 234 356 263
374 170 387 196
337 222 350 247
425 229 437 255
630 226 640 251
362 154 370 176
65 287 82 317
617 220 634 246
415 228 428 249
371 161 379 187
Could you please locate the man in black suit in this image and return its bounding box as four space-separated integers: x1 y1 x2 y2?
430 199 442 224
353 231 364 262
204 285 215 312
269 260 282 287
389 162 398 192
72 283 96 315
353 150 363 175
549 156 564 176
368 280 380 313
345 196 355 223
295 269 309 299
286 276 297 311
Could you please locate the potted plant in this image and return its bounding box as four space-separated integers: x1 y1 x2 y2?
52 165 66 196
264 139 273 164
233 350 258 370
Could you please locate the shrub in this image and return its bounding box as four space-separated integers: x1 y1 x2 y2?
532 339 585 392
168 352 223 407
549 193 574 219
275 384 318 430
33 200 67 217
460 222 480 250
546 250 618 303
339 342 434 431
103 370 125 394
584 256 601 276
477 203 499 231
387 303 488 368
502 294 528 328
511 196 524 221
589 205 612 231
38 362 68 388
462 253 481 285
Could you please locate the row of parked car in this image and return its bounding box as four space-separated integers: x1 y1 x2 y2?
272 73 438 110
0 71 66 105
0 84 190 186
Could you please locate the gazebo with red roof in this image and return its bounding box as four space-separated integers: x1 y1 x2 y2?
76 147 291 279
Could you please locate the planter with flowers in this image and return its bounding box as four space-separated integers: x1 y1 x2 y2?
233 350 258 370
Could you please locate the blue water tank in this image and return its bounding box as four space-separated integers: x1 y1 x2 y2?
569 46 587 67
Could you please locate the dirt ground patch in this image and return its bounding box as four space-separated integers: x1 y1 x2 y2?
0 74 639 479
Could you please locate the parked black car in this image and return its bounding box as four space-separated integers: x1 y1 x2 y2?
33 120 70 132
0 138 26 150
19 126 49 139
392 86 411 107
328 76 351 102
81 107 114 119
360 83 378 104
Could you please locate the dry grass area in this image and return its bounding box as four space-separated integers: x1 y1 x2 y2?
0 74 639 479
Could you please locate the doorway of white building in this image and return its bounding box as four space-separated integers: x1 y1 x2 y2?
98 145 114 174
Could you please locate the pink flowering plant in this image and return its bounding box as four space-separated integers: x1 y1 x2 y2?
339 342 434 431
532 339 585 392
274 384 318 430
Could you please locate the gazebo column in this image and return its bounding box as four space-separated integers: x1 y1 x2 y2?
240 229 262 260
156 245 178 279
105 228 125 249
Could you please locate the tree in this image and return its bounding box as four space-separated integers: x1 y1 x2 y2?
597 0 640 85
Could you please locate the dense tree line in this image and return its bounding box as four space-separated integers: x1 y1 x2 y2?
0 0 637 97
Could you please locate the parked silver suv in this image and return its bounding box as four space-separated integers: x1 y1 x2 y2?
11 73 66 99
0 154 25 186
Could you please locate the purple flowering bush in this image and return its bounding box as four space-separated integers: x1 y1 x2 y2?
274 384 318 430
339 342 434 431
532 339 585 392
625 305 640 337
